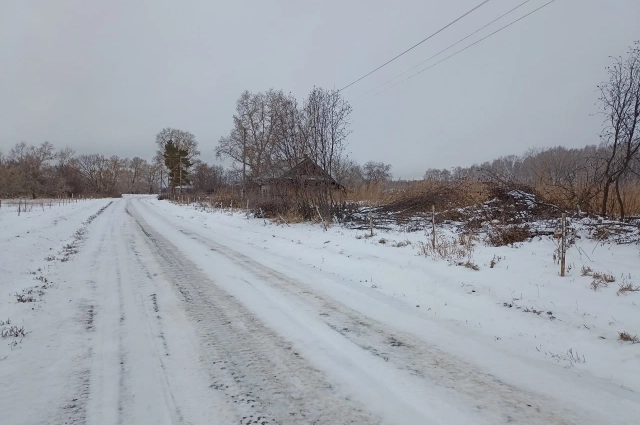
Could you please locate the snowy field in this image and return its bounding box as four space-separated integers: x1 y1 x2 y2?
1 195 638 424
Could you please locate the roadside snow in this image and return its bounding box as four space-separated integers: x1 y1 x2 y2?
145 198 640 421
1 196 638 424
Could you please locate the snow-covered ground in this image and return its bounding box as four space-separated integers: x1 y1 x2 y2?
1 195 639 424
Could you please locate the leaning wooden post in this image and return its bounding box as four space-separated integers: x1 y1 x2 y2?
431 205 436 250
369 204 374 237
560 212 567 277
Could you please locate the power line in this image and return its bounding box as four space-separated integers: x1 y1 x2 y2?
339 0 492 92
353 0 535 102
355 0 557 105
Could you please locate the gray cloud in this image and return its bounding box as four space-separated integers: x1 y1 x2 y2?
2 0 639 179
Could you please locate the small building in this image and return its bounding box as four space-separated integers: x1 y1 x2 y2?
254 157 342 198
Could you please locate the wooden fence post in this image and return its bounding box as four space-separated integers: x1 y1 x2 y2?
431 205 436 249
560 213 567 277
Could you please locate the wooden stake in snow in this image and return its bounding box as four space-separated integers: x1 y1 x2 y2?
431 205 436 250
316 205 328 231
369 207 374 237
561 213 567 277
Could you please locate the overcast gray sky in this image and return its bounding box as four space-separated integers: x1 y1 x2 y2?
1 0 639 179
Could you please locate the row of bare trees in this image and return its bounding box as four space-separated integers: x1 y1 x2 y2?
216 87 353 184
421 43 640 219
0 141 233 199
0 141 165 198
422 142 640 218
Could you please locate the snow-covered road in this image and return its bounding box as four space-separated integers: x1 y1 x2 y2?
2 196 638 424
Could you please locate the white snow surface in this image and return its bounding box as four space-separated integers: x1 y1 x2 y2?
1 195 639 424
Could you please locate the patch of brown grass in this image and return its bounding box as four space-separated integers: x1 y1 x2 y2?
619 331 639 343
590 272 615 291
581 265 593 276
457 261 480 271
486 225 530 247
617 282 640 296
592 272 615 283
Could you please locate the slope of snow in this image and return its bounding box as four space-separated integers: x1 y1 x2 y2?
144 198 640 421
1 195 638 425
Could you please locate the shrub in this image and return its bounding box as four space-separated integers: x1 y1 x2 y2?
617 282 640 296
489 255 503 268
419 233 476 270
1 325 27 338
16 293 36 303
419 237 467 261
486 225 530 246
619 332 639 343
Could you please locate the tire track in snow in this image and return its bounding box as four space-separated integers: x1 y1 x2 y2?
76 201 181 425
133 199 591 425
129 205 381 425
54 202 116 425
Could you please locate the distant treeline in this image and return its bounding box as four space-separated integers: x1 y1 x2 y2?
0 141 228 198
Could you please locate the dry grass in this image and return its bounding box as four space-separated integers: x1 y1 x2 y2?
592 271 616 283
619 331 639 343
592 226 610 241
590 274 615 291
372 179 486 220
15 292 37 303
486 225 530 247
457 261 480 271
419 232 477 270
617 282 640 296
490 255 503 268
1 325 27 338
273 208 305 225
532 178 640 216
583 268 616 291
419 237 467 261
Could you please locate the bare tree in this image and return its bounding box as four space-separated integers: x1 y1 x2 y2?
75 154 124 195
598 42 640 218
6 141 55 198
216 90 279 180
270 91 308 169
303 87 352 178
190 161 225 193
144 159 162 194
363 161 392 184
333 157 364 189
122 156 147 193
